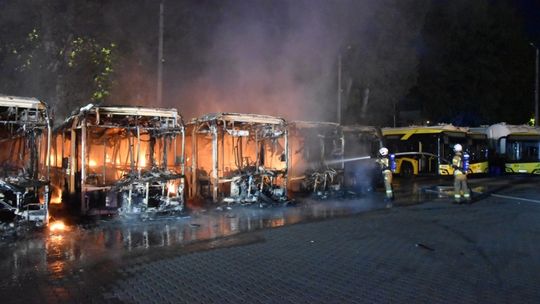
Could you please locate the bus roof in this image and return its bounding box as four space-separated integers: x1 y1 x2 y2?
289 120 340 129
59 103 182 130
0 95 47 110
382 124 468 140
190 112 286 126
486 123 540 139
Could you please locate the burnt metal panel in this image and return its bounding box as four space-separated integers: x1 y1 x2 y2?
186 112 289 204
51 104 185 217
0 95 51 225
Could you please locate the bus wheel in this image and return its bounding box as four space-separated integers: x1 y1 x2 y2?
401 162 414 178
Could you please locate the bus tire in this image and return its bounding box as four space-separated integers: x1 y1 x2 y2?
401 162 414 178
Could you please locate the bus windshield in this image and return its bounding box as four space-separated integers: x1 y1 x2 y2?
467 135 489 163
506 138 540 162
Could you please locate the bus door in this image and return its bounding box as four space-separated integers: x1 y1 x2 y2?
416 134 438 174
443 132 467 163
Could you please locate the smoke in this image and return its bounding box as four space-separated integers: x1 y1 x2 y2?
166 0 379 122
1 0 424 124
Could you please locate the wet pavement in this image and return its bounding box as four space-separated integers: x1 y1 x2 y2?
1 175 540 303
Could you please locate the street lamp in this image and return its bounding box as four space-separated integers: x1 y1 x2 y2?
156 1 165 107
530 43 539 126
337 53 342 124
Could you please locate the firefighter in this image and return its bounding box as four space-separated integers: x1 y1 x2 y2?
376 147 394 205
452 143 471 204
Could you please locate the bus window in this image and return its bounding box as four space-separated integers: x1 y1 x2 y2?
525 144 540 162
509 142 521 161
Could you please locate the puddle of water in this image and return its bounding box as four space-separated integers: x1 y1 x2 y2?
1 176 481 283
0 195 383 283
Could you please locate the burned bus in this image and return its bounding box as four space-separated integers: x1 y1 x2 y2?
287 121 344 195
342 125 382 193
0 95 51 225
186 113 288 204
51 104 185 216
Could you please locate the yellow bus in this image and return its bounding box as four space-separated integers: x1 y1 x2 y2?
466 131 490 174
382 125 488 177
483 123 540 174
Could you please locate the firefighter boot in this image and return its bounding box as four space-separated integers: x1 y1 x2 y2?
464 193 472 204
385 193 393 208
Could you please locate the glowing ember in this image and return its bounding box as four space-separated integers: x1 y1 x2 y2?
89 159 97 167
167 180 177 195
49 220 67 232
50 188 62 204
139 157 146 168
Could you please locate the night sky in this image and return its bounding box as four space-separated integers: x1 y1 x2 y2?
0 0 538 125
516 0 540 43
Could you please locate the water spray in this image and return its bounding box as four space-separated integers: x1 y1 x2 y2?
325 155 372 165
323 151 451 167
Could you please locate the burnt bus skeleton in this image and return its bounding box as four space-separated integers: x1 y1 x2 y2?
51 104 185 216
341 125 382 194
0 95 51 225
186 113 289 205
288 121 344 196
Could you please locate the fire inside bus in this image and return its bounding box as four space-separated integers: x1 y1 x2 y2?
0 95 51 225
185 113 289 205
51 104 185 216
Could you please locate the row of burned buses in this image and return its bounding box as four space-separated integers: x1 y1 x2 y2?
1 95 539 224
0 96 383 224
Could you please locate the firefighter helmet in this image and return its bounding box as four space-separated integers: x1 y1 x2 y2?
379 147 389 156
453 144 462 152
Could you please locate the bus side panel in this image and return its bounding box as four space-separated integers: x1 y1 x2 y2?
394 157 419 175
505 162 540 174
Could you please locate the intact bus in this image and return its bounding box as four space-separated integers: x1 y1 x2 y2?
466 131 490 174
382 125 488 177
481 123 540 174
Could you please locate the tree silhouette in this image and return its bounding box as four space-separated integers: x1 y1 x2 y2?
415 0 534 126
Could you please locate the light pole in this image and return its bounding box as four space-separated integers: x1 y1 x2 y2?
531 43 539 126
156 1 164 107
337 54 342 124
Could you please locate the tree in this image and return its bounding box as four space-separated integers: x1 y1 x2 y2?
341 0 430 127
414 0 534 126
0 0 118 121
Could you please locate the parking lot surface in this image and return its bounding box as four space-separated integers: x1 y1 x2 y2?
1 177 539 303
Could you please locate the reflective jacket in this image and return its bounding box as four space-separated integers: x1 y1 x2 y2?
452 152 464 175
376 156 391 172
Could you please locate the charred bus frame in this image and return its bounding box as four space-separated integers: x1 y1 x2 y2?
186 113 289 204
341 125 382 193
287 121 344 194
51 104 185 216
0 95 51 225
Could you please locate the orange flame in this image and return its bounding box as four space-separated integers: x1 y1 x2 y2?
50 188 62 204
167 180 177 195
49 220 67 232
89 159 97 167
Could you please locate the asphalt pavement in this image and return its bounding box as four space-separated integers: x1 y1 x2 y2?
1 176 540 303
